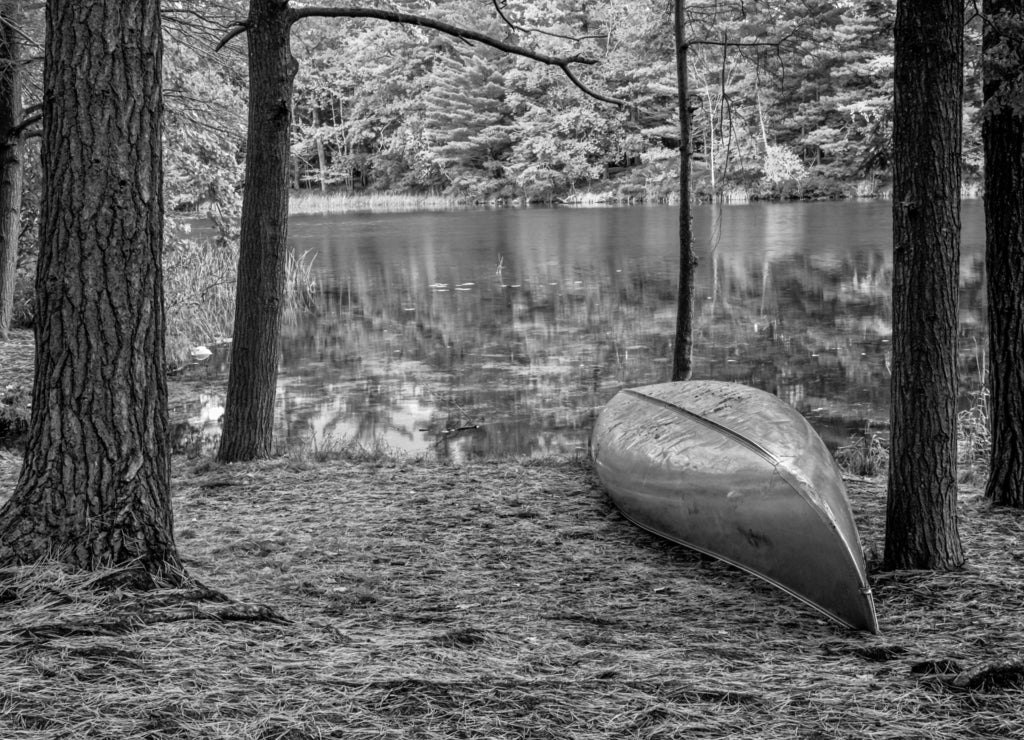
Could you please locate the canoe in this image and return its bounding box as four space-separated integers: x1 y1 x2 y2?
591 380 878 633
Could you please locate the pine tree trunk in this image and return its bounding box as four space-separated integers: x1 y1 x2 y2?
982 0 1024 507
217 0 296 461
671 0 696 382
883 0 965 570
0 0 24 341
0 0 182 578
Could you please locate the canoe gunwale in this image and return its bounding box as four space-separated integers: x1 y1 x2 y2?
617 507 879 634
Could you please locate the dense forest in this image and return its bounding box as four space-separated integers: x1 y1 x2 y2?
164 0 982 212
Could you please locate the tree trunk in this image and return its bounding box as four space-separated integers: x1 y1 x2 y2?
671 0 697 382
217 0 296 461
883 0 965 570
0 0 24 340
313 106 327 192
0 0 182 579
982 0 1024 507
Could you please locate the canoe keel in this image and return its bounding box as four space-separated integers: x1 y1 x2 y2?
591 381 879 633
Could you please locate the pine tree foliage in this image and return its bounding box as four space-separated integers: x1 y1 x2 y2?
420 51 515 198
797 2 895 176
160 0 986 202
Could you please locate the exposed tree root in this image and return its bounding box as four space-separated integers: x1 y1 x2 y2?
0 563 290 642
5 599 289 640
952 661 1024 691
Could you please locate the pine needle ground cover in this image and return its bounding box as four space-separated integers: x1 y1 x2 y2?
1 451 1023 739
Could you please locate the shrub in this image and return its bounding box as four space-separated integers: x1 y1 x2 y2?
0 384 30 444
834 432 889 477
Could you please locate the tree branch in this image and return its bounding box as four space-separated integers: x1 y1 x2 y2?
289 7 597 64
214 21 248 52
213 6 629 106
490 0 608 43
286 6 629 107
10 112 41 138
557 64 631 108
689 38 786 48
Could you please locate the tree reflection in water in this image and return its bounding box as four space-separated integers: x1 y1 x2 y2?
177 201 987 461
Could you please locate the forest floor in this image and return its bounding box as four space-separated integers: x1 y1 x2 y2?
2 331 1024 739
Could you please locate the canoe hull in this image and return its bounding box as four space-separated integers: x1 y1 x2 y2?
591 381 878 633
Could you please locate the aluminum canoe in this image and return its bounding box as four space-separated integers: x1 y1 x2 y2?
591 380 878 633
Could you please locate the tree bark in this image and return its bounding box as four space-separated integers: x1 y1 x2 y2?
671 0 696 382
883 0 965 570
982 0 1024 507
217 0 296 461
0 0 24 340
0 0 182 579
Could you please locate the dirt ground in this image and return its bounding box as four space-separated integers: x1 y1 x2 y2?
1 331 1023 739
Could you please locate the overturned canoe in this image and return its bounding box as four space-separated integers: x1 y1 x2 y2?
591 380 878 633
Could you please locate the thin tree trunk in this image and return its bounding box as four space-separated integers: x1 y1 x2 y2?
0 0 23 340
982 0 1024 507
671 0 696 382
705 87 715 194
217 0 296 461
756 89 770 152
0 0 181 579
313 106 327 192
883 0 965 570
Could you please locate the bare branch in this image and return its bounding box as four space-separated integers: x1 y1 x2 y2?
287 6 629 107
557 64 631 108
689 38 786 48
10 112 40 138
0 12 40 51
214 22 248 52
290 6 596 64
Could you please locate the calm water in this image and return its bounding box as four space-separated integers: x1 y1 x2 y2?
176 201 987 461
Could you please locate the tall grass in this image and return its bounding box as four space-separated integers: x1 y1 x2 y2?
287 429 407 464
164 236 319 367
957 388 991 483
833 390 992 482
874 181 982 200
163 235 238 367
282 249 319 318
289 190 462 214
834 431 889 477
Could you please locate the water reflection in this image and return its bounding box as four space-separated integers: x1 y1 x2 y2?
177 201 986 460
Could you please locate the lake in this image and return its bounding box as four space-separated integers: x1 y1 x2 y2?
175 200 987 462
